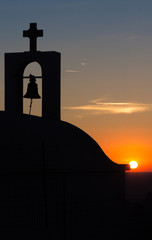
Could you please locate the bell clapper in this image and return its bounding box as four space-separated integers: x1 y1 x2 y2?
29 98 33 115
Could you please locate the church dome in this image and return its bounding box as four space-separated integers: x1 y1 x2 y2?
0 112 129 173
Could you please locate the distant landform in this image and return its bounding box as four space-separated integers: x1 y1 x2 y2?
126 172 152 203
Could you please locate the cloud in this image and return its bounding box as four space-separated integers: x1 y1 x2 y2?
81 62 87 66
65 70 81 73
63 98 152 114
75 115 83 119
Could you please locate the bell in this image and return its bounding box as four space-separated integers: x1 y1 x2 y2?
24 74 41 99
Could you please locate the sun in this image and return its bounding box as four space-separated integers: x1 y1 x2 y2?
129 161 138 169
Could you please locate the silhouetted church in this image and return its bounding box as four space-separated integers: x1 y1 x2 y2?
0 23 129 239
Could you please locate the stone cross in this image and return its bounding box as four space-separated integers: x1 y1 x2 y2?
23 23 43 52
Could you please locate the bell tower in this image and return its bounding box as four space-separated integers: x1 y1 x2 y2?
5 23 61 120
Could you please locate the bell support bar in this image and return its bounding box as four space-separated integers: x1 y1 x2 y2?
23 76 42 78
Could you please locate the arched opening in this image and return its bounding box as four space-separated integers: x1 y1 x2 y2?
23 62 42 116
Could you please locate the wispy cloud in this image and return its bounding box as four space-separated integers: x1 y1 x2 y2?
65 70 81 73
81 62 87 66
63 98 152 114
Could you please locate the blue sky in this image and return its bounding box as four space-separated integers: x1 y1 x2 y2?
1 0 152 111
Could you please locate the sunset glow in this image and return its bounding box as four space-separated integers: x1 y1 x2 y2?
129 161 138 169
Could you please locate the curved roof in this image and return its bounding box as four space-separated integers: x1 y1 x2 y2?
0 112 129 172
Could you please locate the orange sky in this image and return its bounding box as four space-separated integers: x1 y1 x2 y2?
100 135 152 172
62 108 152 172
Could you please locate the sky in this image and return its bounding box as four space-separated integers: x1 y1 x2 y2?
1 0 152 171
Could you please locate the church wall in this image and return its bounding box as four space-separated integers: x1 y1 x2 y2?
0 169 126 239
0 173 65 239
65 172 126 239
